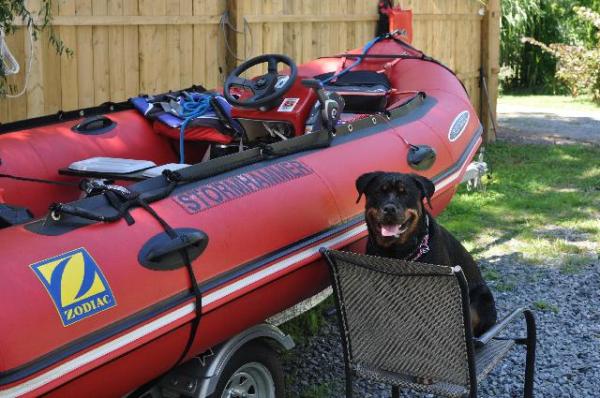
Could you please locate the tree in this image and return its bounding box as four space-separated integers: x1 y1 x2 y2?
500 0 600 93
0 0 68 96
524 7 600 103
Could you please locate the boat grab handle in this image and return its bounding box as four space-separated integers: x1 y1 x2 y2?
139 228 209 270
72 115 116 135
147 231 207 261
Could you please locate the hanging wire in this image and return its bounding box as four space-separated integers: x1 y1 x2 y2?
219 11 253 62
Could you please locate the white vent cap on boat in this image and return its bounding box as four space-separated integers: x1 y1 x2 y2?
68 157 157 174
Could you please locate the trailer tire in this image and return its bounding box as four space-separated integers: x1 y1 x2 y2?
212 341 285 398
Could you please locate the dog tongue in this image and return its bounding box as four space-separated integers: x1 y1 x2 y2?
381 224 401 237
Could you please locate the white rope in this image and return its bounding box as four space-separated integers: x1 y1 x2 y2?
0 29 19 75
2 25 34 99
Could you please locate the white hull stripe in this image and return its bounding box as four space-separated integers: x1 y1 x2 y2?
435 137 481 193
1 153 474 397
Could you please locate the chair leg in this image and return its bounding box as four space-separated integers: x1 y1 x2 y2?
469 386 478 398
523 310 537 398
391 386 400 398
345 366 353 398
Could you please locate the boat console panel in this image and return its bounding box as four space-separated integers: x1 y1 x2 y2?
231 78 317 138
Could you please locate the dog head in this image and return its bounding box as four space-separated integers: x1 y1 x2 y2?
356 172 435 247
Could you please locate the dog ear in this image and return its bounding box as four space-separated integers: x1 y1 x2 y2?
411 174 435 208
355 172 384 203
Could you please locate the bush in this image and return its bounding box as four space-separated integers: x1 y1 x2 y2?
523 7 600 103
500 0 600 93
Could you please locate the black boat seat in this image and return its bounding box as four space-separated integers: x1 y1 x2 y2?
315 70 392 113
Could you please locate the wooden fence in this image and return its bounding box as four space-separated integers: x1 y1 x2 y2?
0 0 500 139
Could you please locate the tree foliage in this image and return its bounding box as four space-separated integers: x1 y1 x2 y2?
523 7 600 103
0 0 67 96
501 0 600 93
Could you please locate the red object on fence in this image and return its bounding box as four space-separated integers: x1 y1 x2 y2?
379 1 413 43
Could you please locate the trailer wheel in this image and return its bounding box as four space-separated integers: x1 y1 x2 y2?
214 341 285 398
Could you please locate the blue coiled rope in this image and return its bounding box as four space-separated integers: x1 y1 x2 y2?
177 93 213 164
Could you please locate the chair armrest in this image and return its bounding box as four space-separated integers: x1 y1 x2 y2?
474 307 532 347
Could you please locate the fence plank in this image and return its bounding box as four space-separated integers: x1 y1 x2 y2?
166 0 182 90
92 0 110 104
481 0 500 142
179 0 194 88
75 0 94 108
192 0 207 85
60 0 79 110
108 0 126 102
25 0 45 118
123 0 140 98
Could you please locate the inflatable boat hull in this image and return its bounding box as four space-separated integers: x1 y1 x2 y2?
0 39 482 397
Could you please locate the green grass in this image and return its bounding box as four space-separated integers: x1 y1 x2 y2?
295 383 334 398
498 94 600 113
533 300 560 314
437 142 600 268
280 296 334 345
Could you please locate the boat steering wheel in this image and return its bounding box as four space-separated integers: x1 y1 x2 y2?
224 54 298 110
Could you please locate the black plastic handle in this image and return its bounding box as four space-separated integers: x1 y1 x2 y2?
408 145 436 171
72 115 116 135
301 78 323 89
147 231 206 262
138 228 209 270
302 79 328 104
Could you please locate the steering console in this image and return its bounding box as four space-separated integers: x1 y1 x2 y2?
224 54 298 110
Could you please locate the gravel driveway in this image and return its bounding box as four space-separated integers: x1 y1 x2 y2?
497 102 600 145
284 257 600 397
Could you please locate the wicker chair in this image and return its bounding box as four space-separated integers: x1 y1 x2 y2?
320 249 536 398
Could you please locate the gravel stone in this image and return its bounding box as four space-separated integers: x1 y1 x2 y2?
284 257 600 397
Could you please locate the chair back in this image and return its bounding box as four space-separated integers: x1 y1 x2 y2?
322 249 473 387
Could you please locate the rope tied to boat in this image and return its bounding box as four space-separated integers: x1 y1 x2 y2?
0 172 81 188
48 171 202 366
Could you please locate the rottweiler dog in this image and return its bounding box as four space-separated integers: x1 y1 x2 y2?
356 171 497 337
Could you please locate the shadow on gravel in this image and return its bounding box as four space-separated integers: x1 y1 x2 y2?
498 112 600 145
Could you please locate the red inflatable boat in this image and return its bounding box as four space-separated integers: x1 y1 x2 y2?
0 34 483 397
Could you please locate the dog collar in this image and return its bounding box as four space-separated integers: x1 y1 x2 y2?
406 215 430 261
